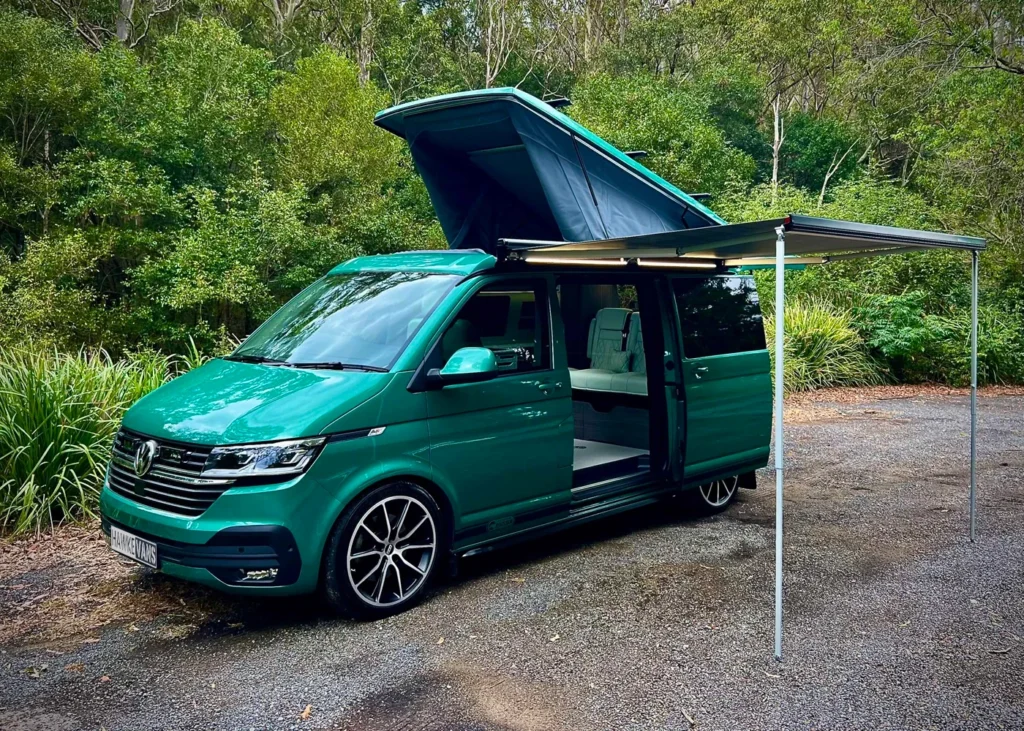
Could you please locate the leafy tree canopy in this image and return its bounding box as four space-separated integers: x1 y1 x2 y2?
0 0 1021 383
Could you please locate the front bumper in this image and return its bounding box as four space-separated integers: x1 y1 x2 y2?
99 465 344 595
102 515 301 588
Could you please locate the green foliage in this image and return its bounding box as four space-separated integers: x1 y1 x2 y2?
0 10 99 165
0 2 1020 391
0 14 440 355
570 73 756 195
764 297 884 393
781 114 860 195
270 50 399 193
854 293 1024 386
852 292 944 370
0 347 182 535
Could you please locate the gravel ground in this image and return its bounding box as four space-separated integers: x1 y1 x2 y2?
1 389 1022 730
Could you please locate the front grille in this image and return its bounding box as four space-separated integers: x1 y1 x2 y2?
106 429 234 517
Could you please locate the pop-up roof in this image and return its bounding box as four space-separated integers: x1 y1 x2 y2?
375 88 723 254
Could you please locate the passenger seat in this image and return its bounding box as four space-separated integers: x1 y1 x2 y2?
570 308 632 392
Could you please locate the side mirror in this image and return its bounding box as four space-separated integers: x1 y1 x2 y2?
426 347 498 388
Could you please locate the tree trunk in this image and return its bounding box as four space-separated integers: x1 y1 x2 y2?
818 143 855 207
117 0 134 42
357 0 374 85
771 93 785 205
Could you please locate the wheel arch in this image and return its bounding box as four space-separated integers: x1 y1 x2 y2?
316 472 456 584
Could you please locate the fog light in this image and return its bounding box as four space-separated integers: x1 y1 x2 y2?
240 568 278 582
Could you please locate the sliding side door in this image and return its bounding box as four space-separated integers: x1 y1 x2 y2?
670 275 772 482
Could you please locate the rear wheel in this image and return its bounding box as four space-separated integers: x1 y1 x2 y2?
682 474 739 515
323 482 445 619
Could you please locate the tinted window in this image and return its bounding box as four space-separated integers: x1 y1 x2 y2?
458 293 511 337
235 271 458 369
673 276 765 358
438 279 551 373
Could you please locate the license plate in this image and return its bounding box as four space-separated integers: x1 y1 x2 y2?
109 526 158 569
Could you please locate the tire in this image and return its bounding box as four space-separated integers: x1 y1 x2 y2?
323 482 446 620
681 474 740 516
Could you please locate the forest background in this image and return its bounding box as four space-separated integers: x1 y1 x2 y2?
0 0 1022 530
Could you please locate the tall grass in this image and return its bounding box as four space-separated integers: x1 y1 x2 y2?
764 297 885 393
0 347 200 536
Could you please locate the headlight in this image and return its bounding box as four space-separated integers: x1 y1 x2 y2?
201 437 326 478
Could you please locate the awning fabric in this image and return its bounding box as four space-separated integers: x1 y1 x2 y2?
498 214 986 265
375 88 723 254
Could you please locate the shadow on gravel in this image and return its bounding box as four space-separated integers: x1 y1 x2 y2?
187 498 722 639
0 492 740 648
335 671 530 731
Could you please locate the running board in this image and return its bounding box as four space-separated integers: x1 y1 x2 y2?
570 469 652 507
458 480 673 558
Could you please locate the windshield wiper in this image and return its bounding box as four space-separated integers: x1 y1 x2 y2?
221 354 286 365
284 362 388 372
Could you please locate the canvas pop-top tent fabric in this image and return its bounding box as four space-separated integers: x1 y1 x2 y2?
374 88 723 253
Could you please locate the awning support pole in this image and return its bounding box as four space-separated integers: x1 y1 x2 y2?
774 226 785 661
970 250 979 542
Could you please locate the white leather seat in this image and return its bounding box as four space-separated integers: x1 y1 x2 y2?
570 309 649 395
621 312 648 395
569 307 631 392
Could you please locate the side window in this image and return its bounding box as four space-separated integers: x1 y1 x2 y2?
673 276 766 359
438 279 552 373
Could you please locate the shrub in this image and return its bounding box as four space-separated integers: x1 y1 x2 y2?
764 297 884 393
0 348 184 535
853 292 1024 385
852 291 948 382
936 307 1024 386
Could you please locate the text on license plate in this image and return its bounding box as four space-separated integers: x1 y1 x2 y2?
109 526 158 568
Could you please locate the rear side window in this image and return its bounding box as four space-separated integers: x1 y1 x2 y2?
672 276 766 358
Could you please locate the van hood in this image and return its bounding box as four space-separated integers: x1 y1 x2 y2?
121 358 392 445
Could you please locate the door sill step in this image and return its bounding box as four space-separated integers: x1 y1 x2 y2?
571 469 656 507
458 484 672 558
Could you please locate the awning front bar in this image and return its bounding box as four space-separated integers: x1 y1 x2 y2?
497 214 985 267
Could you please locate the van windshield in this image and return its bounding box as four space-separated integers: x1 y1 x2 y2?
232 271 459 370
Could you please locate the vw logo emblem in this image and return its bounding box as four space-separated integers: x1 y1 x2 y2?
134 440 159 477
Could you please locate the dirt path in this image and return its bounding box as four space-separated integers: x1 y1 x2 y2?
1 387 1022 730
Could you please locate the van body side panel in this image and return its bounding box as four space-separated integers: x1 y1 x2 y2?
423 273 574 538
425 375 571 525
309 422 438 519
680 350 772 479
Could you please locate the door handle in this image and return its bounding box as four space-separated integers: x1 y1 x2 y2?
694 366 709 379
538 381 562 393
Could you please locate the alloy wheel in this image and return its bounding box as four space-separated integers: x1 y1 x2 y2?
698 475 738 508
346 495 436 607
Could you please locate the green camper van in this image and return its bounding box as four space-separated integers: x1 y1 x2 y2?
100 89 772 619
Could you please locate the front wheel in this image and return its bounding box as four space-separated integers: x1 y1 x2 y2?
682 474 739 516
322 482 445 620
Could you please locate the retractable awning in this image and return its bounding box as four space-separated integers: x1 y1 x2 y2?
377 87 987 664
498 214 985 267
500 213 986 664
